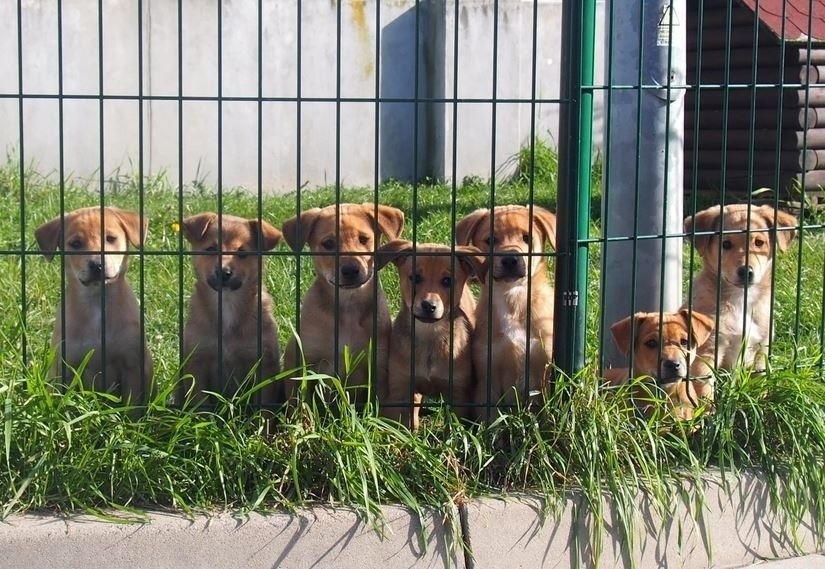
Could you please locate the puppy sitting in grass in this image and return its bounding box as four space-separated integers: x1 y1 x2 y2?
683 204 797 371
376 241 484 429
282 203 405 404
456 205 557 416
35 206 152 404
605 309 715 420
181 212 283 406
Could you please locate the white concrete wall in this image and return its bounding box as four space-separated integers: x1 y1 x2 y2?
0 0 604 193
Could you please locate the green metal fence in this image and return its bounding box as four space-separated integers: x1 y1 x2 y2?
1 0 823 424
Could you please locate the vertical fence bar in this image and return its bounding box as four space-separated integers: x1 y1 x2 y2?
554 0 596 376
16 0 27 368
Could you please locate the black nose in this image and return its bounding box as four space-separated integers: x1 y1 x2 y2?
420 300 437 314
219 266 232 283
87 260 103 275
501 256 518 269
737 266 754 283
340 263 360 278
663 359 682 372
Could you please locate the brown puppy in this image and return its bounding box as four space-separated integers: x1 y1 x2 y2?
376 241 484 429
181 213 283 406
35 206 152 403
605 309 715 420
683 204 797 370
456 205 557 414
282 203 405 402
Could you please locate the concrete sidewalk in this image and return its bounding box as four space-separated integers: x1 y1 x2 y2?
2 473 823 568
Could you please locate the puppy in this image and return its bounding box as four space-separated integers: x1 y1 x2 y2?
376 241 484 429
683 204 797 370
35 206 152 403
181 213 283 406
282 203 405 403
456 205 557 413
605 309 715 420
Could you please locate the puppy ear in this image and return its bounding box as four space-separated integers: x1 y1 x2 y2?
455 209 490 246
181 212 216 244
684 206 721 257
35 215 65 261
454 245 487 280
248 219 283 251
109 207 148 248
281 208 321 252
376 239 414 271
610 314 642 357
365 204 405 241
758 205 798 252
532 207 558 250
679 308 714 348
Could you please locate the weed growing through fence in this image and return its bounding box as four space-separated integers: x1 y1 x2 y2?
1 155 825 560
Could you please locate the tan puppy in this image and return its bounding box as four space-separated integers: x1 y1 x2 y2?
456 205 557 413
181 213 283 406
683 204 797 370
376 241 484 429
605 309 715 420
282 203 405 402
35 206 152 403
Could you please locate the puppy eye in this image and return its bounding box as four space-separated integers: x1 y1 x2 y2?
68 239 82 250
205 244 218 253
484 236 497 245
680 338 689 347
754 238 765 248
410 274 423 285
321 239 335 251
644 339 658 349
236 248 248 259
722 240 732 250
441 276 452 288
358 234 370 245
105 234 117 244
522 234 531 243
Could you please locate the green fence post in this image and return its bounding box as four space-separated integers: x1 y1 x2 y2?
554 0 596 376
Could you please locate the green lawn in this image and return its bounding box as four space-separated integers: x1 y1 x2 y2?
1 150 825 556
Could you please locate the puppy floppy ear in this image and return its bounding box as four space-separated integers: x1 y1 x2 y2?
610 314 642 357
281 208 321 252
455 208 490 246
376 239 414 271
35 214 67 261
248 219 282 251
109 207 148 248
532 207 558 250
757 205 798 252
363 204 405 241
181 212 217 243
454 245 487 281
678 308 714 348
684 206 721 257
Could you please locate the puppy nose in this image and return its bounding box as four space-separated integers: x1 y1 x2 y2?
219 266 233 283
340 263 360 278
501 256 518 269
663 359 682 372
737 266 754 283
87 260 103 275
420 299 437 314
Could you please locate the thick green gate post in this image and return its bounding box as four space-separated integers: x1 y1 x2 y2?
553 0 597 376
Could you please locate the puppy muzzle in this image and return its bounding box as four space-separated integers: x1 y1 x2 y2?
335 262 371 288
78 259 120 286
208 266 243 291
492 254 527 282
413 298 444 323
657 358 687 385
735 265 755 287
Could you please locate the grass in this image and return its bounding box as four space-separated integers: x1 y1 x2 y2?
2 145 825 563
